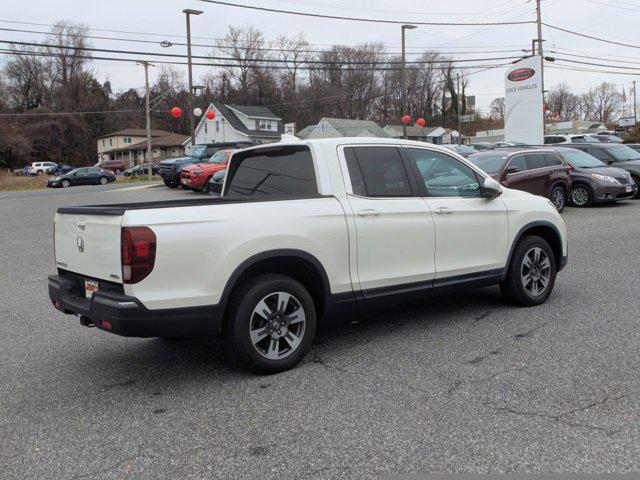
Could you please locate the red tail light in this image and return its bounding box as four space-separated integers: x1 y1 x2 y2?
121 227 156 284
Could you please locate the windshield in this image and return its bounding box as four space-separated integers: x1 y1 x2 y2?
189 146 207 157
555 149 605 168
468 154 507 174
208 150 230 164
608 145 640 161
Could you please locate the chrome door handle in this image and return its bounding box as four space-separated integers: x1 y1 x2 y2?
357 209 381 217
433 207 454 215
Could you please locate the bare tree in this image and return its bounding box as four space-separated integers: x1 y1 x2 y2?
274 32 310 96
588 82 622 124
489 97 506 121
546 83 580 121
3 45 47 110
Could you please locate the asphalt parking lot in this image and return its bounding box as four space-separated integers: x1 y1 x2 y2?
1 183 640 478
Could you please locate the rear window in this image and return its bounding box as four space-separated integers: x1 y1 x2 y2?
225 145 318 198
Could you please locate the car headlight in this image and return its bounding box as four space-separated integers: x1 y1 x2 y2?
591 173 620 184
192 169 203 175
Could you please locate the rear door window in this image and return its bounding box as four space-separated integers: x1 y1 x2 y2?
345 146 412 197
225 145 318 198
525 153 547 170
544 154 563 166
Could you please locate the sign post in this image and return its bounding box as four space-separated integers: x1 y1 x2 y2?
505 56 544 145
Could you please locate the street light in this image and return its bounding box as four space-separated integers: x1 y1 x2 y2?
183 9 203 147
401 24 417 140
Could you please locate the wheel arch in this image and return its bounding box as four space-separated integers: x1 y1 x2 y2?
219 249 331 323
507 221 564 275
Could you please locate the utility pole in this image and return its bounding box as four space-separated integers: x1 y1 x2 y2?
183 9 203 147
138 60 154 181
536 0 546 134
456 73 462 145
401 24 417 139
634 80 638 126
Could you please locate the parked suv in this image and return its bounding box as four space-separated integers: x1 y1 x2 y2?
180 149 235 192
160 142 253 188
95 160 126 175
555 143 640 198
544 134 601 145
28 162 58 175
551 147 637 206
468 148 572 211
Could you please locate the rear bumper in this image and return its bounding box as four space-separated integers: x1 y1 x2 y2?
48 274 223 338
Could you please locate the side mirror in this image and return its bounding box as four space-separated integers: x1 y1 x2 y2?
483 177 503 199
505 165 520 175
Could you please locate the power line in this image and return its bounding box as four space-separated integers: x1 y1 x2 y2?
0 47 515 72
195 0 535 26
0 26 531 57
0 109 143 117
0 39 523 66
552 56 640 72
0 19 532 51
543 22 640 50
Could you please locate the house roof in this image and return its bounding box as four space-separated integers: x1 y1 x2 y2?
102 133 190 154
96 128 174 140
226 105 281 120
296 125 315 139
385 124 443 137
321 118 389 138
213 103 282 138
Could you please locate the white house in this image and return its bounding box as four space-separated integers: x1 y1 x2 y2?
192 103 283 146
300 118 389 139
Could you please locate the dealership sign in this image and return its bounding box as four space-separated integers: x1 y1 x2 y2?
504 56 543 145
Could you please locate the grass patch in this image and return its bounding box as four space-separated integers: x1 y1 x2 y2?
0 170 161 192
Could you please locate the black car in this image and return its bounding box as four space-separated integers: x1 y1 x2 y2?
207 168 226 196
47 167 116 188
550 147 637 207
124 163 159 176
46 164 74 176
555 143 640 198
160 142 253 188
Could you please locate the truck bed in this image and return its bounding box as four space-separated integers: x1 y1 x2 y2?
57 195 330 216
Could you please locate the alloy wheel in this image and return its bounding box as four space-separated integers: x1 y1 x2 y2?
100 177 108 185
520 247 551 297
62 180 70 188
571 186 589 206
249 291 306 361
551 189 565 211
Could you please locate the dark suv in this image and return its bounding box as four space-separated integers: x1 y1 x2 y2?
468 148 572 211
160 142 253 188
550 147 637 206
555 143 640 198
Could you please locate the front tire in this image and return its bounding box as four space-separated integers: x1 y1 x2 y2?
226 274 317 374
61 179 70 188
500 235 557 307
632 177 640 199
570 184 593 207
549 185 567 212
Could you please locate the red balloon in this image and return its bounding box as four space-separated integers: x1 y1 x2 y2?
170 107 182 118
205 110 215 120
416 117 426 127
401 115 411 125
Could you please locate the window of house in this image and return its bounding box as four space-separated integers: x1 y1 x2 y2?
109 138 112 146
344 146 412 197
102 140 105 147
205 122 208 134
216 122 220 132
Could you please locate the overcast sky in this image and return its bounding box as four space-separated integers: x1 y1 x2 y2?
1 0 639 116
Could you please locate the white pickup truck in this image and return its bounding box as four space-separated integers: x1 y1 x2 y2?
49 138 567 373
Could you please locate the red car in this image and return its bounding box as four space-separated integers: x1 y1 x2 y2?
180 149 235 192
95 160 126 175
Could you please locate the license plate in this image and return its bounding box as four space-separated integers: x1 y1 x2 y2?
626 186 633 192
84 280 99 299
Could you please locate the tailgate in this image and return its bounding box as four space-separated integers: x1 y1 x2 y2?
54 212 123 282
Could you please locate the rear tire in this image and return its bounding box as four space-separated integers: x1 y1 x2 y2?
570 184 593 207
99 176 108 185
500 235 557 307
632 177 640 199
226 274 317 374
549 185 566 212
115 169 122 175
